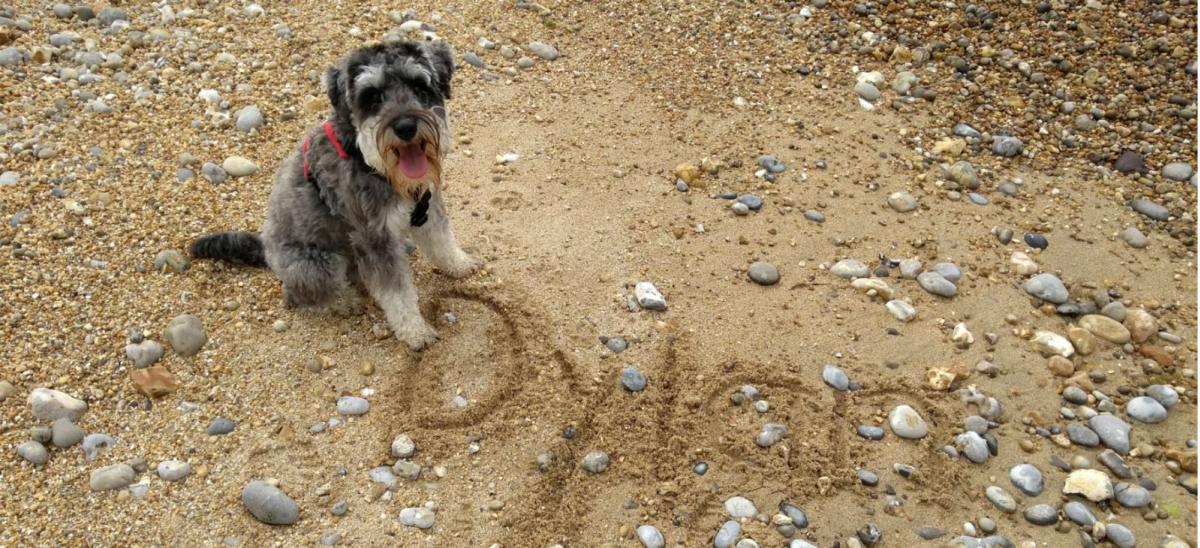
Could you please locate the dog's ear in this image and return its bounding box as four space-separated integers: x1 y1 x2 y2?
422 41 454 100
324 66 349 116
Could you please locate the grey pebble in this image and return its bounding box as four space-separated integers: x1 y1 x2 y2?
992 135 1023 157
1130 198 1169 221
201 162 227 184
1105 524 1135 548
331 500 348 516
90 463 135 491
603 337 628 353
1063 501 1096 526
932 262 962 284
917 271 957 297
620 367 646 392
831 259 869 278
803 210 825 223
1089 413 1132 454
208 417 236 435
125 340 164 368
581 450 609 473
17 441 48 465
822 364 849 391
1024 273 1068 304
1120 227 1148 248
1063 385 1088 404
1023 504 1057 525
337 396 369 416
967 192 988 205
1098 450 1133 479
963 415 989 434
1125 396 1167 423
857 425 885 440
156 459 191 481
51 417 85 448
165 314 206 357
857 469 879 486
1146 384 1179 408
81 433 115 460
714 521 740 548
1162 162 1193 181
957 432 990 464
1008 464 1043 496
737 194 763 210
235 106 264 132
755 423 788 448
985 485 1016 513
526 41 558 60
887 191 918 212
1114 482 1151 508
242 481 300 525
747 261 779 285
1066 423 1100 447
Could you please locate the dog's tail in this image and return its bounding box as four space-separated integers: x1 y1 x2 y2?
189 231 267 267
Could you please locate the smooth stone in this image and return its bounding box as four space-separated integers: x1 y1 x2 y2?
831 259 870 278
1162 162 1193 181
1121 227 1148 248
463 51 484 68
165 314 206 357
1100 302 1127 321
747 261 779 285
899 258 922 278
1009 464 1044 496
1079 315 1130 343
1087 413 1133 454
90 464 135 491
714 521 741 548
780 503 808 528
29 387 87 421
242 481 300 525
634 282 667 311
636 525 665 548
1024 273 1068 304
917 272 957 297
916 527 945 540
887 191 918 212
1023 504 1057 525
803 209 825 223
888 405 928 439
1063 501 1096 526
737 194 763 210
1024 232 1049 249
992 135 1023 157
1123 308 1157 342
954 123 982 139
1146 385 1179 408
945 161 979 189
235 106 264 132
857 469 879 485
731 202 750 215
985 486 1016 513
621 367 647 392
957 431 990 463
336 396 369 416
201 162 227 183
581 450 609 473
1114 482 1151 507
822 364 849 391
854 81 881 101
1098 450 1134 479
963 416 989 434
390 434 415 458
1063 469 1114 501
51 417 85 448
724 496 757 518
1125 396 1167 423
1067 423 1100 446
17 441 48 465
932 262 962 283
125 340 164 368
1031 331 1075 357
1105 524 1135 548
885 300 916 322
526 41 559 60
857 425 885 440
81 433 115 460
391 460 421 480
157 460 191 481
968 192 988 205
223 156 259 177
208 417 236 435
1130 198 1169 221
398 507 435 529
604 337 628 353
755 423 788 447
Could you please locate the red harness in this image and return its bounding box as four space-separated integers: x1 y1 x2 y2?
301 120 349 181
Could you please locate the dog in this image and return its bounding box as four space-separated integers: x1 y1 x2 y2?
190 41 480 350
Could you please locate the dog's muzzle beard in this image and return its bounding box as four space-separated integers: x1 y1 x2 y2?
356 109 449 199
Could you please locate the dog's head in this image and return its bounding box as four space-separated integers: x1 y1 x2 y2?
325 41 454 197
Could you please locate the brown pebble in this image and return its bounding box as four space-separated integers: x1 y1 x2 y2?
1046 356 1074 377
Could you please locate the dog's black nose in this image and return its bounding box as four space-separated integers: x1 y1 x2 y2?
391 116 419 141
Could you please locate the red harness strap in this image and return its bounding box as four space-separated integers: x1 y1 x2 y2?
302 120 350 181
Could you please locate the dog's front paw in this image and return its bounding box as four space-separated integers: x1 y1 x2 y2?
395 320 439 351
436 252 483 279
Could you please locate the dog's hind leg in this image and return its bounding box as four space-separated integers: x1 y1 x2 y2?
273 243 348 310
411 190 481 279
354 236 438 351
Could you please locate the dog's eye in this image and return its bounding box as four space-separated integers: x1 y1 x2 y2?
357 88 383 112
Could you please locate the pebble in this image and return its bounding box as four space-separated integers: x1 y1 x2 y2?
223 156 259 177
581 450 609 473
516 56 534 69
932 263 962 283
992 135 1023 157
1067 423 1100 446
1063 501 1097 527
235 106 263 132
830 259 869 278
1023 232 1049 250
1120 227 1148 248
888 405 928 439
29 387 88 421
885 300 916 322
81 433 115 460
985 486 1016 513
337 396 369 416
1024 273 1068 304
724 496 757 518
1098 450 1133 479
90 463 135 491
737 194 763 210
731 202 750 215
803 210 825 223
634 282 667 311
1130 198 1169 221
125 340 164 368
1162 162 1193 181
604 337 628 353
887 191 918 212
1125 396 1167 423
0 47 22 66
392 460 421 480
1145 384 1179 408
620 367 647 392
17 441 48 465
165 314 206 357
0 171 19 186
1008 464 1044 496
1123 308 1157 342
917 272 957 297
201 162 227 184
397 506 435 529
714 521 741 548
967 192 988 205
0 381 14 402
857 425 885 440
157 460 191 481
208 417 236 435
1114 482 1151 508
242 481 300 525
526 41 559 60
1031 331 1075 357
463 52 484 68
857 469 879 485
899 258 922 278
692 462 708 475
1105 524 1136 548
1115 150 1147 173
957 432 990 463
390 434 415 458
821 364 850 391
854 81 881 101
636 525 665 548
747 261 779 285
51 417 85 448
1023 504 1057 525
1063 469 1114 501
755 423 788 448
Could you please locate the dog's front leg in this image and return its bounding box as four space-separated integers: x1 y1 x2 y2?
411 190 481 279
355 237 438 350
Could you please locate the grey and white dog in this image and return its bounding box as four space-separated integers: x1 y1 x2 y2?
191 41 480 350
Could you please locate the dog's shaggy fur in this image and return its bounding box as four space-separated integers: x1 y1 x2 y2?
191 41 480 350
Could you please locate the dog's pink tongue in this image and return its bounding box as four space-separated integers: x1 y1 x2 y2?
397 143 429 180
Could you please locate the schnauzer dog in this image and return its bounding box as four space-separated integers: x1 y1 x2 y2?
191 41 480 350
